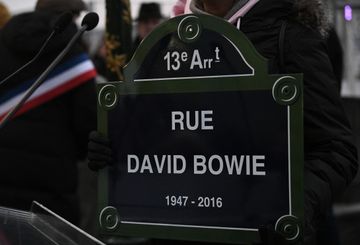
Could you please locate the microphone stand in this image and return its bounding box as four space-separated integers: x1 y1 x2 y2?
0 32 55 87
0 12 73 87
0 24 88 129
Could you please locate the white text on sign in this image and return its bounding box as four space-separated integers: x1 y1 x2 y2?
164 47 221 71
171 110 214 131
127 154 266 176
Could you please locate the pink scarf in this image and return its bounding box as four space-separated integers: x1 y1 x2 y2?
171 0 260 25
171 0 190 17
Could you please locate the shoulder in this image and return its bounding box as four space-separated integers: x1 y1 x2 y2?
283 20 328 61
293 0 330 38
281 20 340 104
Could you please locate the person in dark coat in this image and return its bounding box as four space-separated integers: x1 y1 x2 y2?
132 3 164 53
0 0 97 225
89 0 358 244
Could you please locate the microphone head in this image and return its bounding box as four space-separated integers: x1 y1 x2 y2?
53 12 74 34
81 12 99 31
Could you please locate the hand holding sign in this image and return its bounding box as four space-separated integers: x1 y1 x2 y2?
88 131 112 171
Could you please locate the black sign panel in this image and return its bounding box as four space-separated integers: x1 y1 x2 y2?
108 90 289 228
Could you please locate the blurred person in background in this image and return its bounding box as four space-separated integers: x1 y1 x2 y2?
35 0 85 17
0 1 10 29
0 0 97 225
132 2 164 52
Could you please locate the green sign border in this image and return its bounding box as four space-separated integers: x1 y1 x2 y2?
96 14 304 245
124 14 268 82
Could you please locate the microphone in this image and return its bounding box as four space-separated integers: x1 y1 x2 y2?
0 12 74 87
0 12 99 129
81 12 99 31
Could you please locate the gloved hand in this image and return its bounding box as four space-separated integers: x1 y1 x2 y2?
87 131 113 171
256 187 318 245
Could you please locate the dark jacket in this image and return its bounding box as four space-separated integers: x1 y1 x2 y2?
242 0 357 216
0 11 97 222
239 1 357 244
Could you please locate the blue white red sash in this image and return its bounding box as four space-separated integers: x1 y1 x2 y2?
0 53 97 121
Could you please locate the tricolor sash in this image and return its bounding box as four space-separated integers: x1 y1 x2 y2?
0 53 97 121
